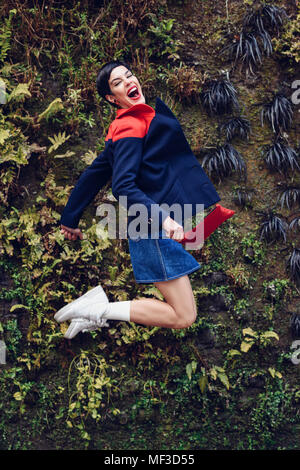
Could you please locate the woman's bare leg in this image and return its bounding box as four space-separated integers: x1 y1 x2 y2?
130 275 197 329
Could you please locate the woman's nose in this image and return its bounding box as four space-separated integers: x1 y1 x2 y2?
124 76 133 85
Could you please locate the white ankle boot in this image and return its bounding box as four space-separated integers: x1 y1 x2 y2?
54 284 109 324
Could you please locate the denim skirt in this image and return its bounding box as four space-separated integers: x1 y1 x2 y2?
128 228 201 283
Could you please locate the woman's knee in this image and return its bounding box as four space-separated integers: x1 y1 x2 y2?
154 276 197 329
172 309 197 329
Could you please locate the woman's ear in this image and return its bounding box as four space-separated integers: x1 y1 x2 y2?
105 94 116 105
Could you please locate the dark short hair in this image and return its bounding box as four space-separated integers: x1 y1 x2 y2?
96 60 132 109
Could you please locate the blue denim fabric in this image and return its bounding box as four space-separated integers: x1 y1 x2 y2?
128 228 201 283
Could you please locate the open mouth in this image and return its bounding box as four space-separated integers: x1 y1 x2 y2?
127 86 141 100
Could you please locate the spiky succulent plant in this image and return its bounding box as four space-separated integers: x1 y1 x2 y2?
233 187 256 208
260 93 294 133
262 140 300 176
243 4 288 34
221 4 288 76
199 79 240 116
218 116 251 141
286 248 300 287
221 31 263 76
201 143 247 182
289 216 300 233
290 313 300 338
261 4 289 32
259 209 289 243
276 185 300 210
256 29 273 56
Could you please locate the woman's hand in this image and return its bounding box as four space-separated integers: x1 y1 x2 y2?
60 225 83 241
162 216 184 241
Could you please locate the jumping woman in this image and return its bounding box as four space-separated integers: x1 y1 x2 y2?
54 60 221 339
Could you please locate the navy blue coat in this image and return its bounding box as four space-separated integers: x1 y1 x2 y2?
60 97 221 234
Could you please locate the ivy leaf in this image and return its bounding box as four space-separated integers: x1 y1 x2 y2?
268 367 282 379
261 331 279 341
218 372 230 390
241 340 254 352
198 375 208 394
186 362 192 381
242 327 258 338
227 349 242 359
186 361 197 381
13 392 23 401
268 367 276 378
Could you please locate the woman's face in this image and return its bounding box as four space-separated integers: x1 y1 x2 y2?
106 65 145 109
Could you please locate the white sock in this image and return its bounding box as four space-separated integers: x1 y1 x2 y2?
102 300 131 322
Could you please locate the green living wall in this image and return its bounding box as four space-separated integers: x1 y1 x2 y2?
0 0 299 450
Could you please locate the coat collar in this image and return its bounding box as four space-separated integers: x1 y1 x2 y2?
116 101 154 119
115 97 170 119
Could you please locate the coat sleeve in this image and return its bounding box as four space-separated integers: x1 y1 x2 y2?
111 119 169 230
60 147 112 229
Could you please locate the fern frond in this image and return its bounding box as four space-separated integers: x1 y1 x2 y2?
81 150 98 165
48 131 71 154
53 150 75 159
37 98 64 122
7 83 31 103
0 9 16 64
0 128 10 145
142 286 164 300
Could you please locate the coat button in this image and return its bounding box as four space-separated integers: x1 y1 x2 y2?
148 217 153 224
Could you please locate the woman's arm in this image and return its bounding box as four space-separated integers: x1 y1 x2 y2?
60 147 112 230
